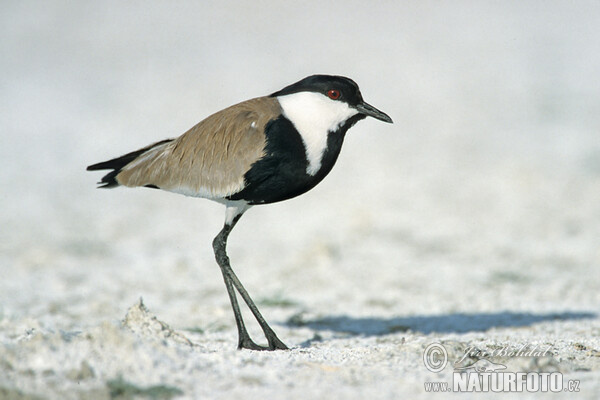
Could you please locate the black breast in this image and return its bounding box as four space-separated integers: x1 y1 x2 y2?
227 114 364 205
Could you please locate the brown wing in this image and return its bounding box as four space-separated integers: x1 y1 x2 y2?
115 96 282 199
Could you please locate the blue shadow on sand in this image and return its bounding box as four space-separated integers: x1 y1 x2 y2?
287 311 596 336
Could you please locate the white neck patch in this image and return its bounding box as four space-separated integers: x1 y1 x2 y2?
277 92 358 175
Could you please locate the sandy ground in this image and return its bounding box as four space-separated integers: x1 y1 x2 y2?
1 1 599 399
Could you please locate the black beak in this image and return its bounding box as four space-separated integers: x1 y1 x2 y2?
355 101 393 123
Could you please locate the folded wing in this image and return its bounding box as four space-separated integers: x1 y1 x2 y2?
87 96 281 200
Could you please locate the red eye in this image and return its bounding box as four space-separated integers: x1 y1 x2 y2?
327 89 340 100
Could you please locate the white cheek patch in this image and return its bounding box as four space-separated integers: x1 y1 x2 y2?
277 92 358 175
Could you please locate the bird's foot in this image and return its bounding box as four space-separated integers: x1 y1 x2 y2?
238 336 268 351
237 334 289 351
266 335 289 350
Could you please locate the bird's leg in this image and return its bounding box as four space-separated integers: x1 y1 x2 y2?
223 259 289 350
213 219 263 350
220 267 265 350
212 213 288 350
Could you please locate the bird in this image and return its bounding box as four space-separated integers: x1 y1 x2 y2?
87 74 393 350
454 359 507 373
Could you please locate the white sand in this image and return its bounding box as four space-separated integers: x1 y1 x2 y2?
1 1 599 399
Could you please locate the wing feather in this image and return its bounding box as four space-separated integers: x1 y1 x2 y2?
116 96 281 199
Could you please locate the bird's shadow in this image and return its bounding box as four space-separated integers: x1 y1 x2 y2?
286 311 596 343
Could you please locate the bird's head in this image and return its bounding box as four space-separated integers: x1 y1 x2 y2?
271 75 393 135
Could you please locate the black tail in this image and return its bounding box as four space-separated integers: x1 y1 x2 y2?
87 139 174 188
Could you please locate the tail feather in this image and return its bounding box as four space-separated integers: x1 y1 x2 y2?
87 139 174 188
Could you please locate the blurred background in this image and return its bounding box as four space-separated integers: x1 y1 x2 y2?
1 1 599 331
